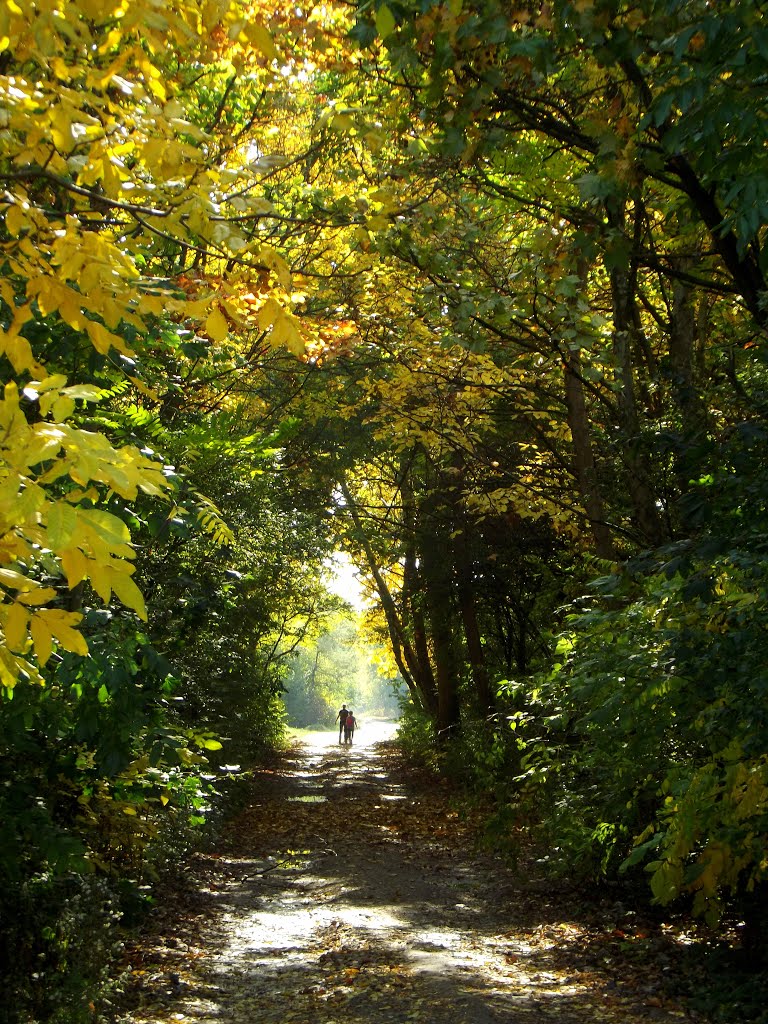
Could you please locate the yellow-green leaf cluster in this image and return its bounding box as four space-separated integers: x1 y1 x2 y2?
0 378 168 685
0 0 299 690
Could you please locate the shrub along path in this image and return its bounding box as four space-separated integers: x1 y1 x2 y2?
120 727 706 1024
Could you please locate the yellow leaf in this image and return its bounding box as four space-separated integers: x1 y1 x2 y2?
0 568 36 590
111 572 147 620
23 427 63 468
29 614 53 665
0 649 20 689
146 74 166 101
1 332 40 375
88 562 113 604
138 293 166 316
36 608 88 657
271 308 305 356
4 601 28 652
79 0 114 19
258 296 281 331
48 105 76 153
27 374 68 396
61 548 89 588
63 384 103 401
205 307 229 342
331 112 354 131
259 247 292 289
78 509 131 549
16 587 58 607
5 204 25 236
127 376 159 401
246 20 277 60
50 57 72 82
52 396 76 421
86 320 130 355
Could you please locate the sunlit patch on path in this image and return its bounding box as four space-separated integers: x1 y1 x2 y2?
123 727 698 1024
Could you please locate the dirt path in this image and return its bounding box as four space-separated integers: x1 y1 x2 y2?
121 727 701 1024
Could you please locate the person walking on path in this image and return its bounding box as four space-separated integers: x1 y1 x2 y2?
343 710 357 745
335 704 349 744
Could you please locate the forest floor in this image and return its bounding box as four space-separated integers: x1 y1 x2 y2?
116 726 733 1024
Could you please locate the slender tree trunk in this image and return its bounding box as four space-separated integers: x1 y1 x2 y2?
452 509 494 715
611 311 664 545
669 269 710 440
456 571 493 715
513 604 530 675
401 468 439 714
666 264 713 534
419 488 461 740
608 200 665 546
564 350 615 559
559 256 615 558
425 578 461 740
431 610 461 741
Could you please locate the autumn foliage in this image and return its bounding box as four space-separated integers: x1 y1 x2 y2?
3 0 768 1018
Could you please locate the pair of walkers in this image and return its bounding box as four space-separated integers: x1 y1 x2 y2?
335 704 357 745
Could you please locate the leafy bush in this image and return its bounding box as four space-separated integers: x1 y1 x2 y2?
0 873 122 1024
506 423 768 932
0 619 223 1021
394 701 439 767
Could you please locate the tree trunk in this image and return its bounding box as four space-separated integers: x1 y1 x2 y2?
608 200 666 546
668 266 713 533
563 349 616 559
559 255 615 558
419 489 461 740
669 269 710 441
401 466 440 717
453 516 494 716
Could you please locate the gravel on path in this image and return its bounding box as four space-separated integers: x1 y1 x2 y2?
120 725 701 1024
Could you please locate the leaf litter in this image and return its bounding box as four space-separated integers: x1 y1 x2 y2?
117 726 707 1023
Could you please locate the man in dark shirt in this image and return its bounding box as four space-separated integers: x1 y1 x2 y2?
335 704 349 744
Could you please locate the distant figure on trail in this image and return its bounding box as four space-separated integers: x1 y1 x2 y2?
343 710 357 745
335 703 349 744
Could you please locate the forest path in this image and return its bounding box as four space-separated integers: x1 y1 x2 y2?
122 729 699 1024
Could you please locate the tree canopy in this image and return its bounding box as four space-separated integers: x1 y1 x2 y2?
3 0 768 1017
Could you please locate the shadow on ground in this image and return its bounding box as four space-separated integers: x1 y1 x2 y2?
123 729 701 1024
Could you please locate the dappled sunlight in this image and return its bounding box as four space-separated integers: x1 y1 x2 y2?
291 719 400 753
123 737 693 1024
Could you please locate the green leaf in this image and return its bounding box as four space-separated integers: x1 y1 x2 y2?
376 4 396 39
